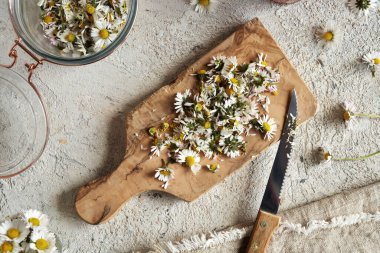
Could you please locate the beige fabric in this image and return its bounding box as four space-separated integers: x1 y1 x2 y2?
150 181 380 253
267 181 380 253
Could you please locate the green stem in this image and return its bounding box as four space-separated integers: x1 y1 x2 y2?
352 113 380 119
332 150 380 161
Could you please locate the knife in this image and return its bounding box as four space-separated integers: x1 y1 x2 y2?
246 89 298 253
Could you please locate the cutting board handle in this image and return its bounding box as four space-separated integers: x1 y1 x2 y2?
75 159 148 224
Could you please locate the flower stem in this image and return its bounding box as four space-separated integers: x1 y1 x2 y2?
353 113 380 119
332 150 380 161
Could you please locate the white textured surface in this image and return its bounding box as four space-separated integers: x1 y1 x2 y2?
0 0 380 252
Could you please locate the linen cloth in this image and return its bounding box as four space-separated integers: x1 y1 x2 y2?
151 181 380 253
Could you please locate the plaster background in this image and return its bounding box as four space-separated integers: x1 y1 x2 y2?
0 0 379 252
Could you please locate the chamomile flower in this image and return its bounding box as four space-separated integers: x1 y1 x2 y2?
155 167 175 189
91 19 118 51
23 210 49 229
341 101 356 127
206 163 220 173
347 0 378 17
150 138 165 157
257 53 269 68
0 220 28 243
315 21 342 50
57 29 76 54
208 55 226 70
318 147 332 163
29 229 57 253
177 149 201 174
221 56 238 78
174 90 193 114
0 238 21 253
258 115 277 140
155 167 175 182
362 51 380 77
190 0 218 14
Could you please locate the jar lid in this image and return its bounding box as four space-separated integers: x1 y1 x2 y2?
0 66 48 178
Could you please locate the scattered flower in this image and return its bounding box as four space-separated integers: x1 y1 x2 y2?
190 0 218 14
318 147 380 162
177 149 201 174
315 21 342 50
347 0 378 18
258 115 277 140
362 51 380 77
318 147 332 163
206 163 220 173
155 167 175 184
341 101 380 127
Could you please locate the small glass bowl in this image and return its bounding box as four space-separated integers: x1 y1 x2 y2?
8 0 138 65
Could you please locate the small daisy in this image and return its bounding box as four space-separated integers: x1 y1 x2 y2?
206 163 220 173
318 147 332 163
221 56 238 78
0 220 28 243
150 138 165 157
0 238 21 253
174 90 193 114
341 101 356 127
177 149 201 174
362 51 380 77
190 0 218 14
347 0 378 17
29 229 57 253
208 55 226 70
155 167 175 189
57 29 77 54
315 21 342 50
91 19 118 51
23 210 49 229
257 115 277 140
257 53 269 68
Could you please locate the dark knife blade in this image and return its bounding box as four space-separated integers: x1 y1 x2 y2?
260 89 298 214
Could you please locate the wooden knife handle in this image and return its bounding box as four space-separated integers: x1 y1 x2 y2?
246 210 281 253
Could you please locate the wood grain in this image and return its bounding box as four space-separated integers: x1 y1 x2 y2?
246 211 281 253
75 18 318 225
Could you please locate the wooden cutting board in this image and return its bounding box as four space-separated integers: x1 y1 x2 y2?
75 18 317 225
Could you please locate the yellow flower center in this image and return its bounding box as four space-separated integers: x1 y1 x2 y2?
225 87 234 96
343 111 351 121
214 75 221 83
199 0 209 6
99 29 109 39
185 156 195 167
35 239 49 250
261 61 267 66
161 122 170 131
28 217 40 227
160 170 171 176
271 90 279 96
373 58 380 65
209 164 218 171
204 121 211 129
262 122 271 133
6 228 20 239
195 103 203 112
1 242 13 253
43 15 54 24
66 33 75 43
324 152 331 161
86 4 96 14
323 31 334 41
230 78 239 84
198 69 206 75
179 132 185 141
